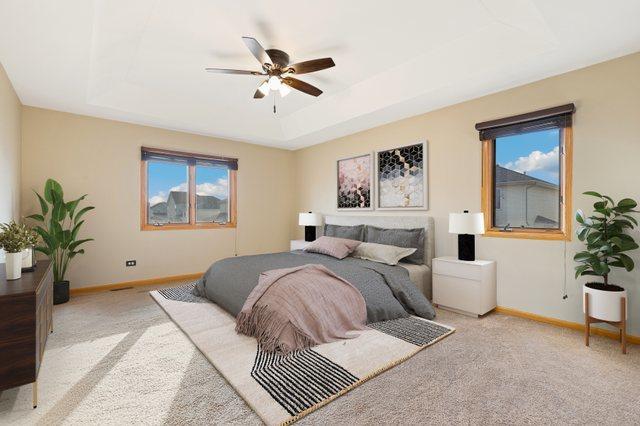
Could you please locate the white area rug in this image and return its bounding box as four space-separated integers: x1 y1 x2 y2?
150 284 454 425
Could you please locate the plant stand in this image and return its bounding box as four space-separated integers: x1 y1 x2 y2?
584 293 626 354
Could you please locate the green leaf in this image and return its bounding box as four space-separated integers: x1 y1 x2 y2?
593 201 606 210
34 246 51 256
575 209 585 224
69 249 85 259
50 190 67 222
574 252 596 262
616 253 635 271
26 214 44 222
73 206 94 224
621 214 638 226
68 238 93 252
34 190 49 216
44 179 63 203
71 220 84 240
574 264 590 279
617 198 638 209
65 195 87 221
583 191 602 198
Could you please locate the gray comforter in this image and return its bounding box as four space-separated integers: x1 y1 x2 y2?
194 251 435 323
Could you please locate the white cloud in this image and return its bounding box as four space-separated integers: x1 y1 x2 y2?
197 178 228 198
148 179 228 205
502 146 559 175
170 182 188 192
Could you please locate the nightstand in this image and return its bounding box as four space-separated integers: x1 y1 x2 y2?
432 256 496 317
290 240 311 251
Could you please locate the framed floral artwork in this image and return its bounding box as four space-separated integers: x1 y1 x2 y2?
337 153 373 210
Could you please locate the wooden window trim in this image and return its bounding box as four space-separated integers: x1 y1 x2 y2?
481 127 572 241
140 151 237 231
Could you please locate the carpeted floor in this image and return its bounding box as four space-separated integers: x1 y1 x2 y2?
0 281 638 425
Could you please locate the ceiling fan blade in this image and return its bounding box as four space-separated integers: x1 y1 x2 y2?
287 58 335 75
253 88 266 99
242 36 273 65
282 77 323 97
205 68 264 75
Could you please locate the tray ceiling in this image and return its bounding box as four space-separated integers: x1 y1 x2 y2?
1 0 639 149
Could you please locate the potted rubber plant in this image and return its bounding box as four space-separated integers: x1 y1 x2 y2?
0 221 31 280
27 179 94 304
575 192 639 322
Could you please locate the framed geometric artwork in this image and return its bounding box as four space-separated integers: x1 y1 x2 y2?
336 153 373 210
375 141 428 210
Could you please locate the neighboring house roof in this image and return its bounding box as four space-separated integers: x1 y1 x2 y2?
534 215 559 226
495 165 557 188
149 201 167 214
167 191 187 205
197 194 224 210
167 191 226 210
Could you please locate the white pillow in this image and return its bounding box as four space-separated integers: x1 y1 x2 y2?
351 242 417 266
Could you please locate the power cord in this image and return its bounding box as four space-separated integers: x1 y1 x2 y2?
562 239 568 299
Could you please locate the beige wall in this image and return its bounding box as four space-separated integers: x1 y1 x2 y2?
0 63 22 262
292 52 640 335
21 107 295 287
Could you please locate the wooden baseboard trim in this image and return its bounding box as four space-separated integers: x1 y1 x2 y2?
494 306 639 345
70 272 203 296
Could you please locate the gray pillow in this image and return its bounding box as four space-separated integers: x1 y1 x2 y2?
323 224 365 241
365 226 425 264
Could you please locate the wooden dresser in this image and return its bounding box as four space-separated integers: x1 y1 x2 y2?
0 260 53 408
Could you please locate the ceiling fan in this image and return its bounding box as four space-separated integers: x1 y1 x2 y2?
205 37 335 100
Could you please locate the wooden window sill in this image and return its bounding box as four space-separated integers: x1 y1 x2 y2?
483 229 569 241
141 222 236 231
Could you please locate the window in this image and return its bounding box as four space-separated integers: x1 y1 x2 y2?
477 104 574 240
141 147 237 230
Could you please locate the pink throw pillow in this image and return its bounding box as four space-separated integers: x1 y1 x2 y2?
304 236 361 259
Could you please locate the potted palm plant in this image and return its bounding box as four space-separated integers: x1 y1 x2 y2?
27 179 94 304
0 221 32 280
575 192 639 322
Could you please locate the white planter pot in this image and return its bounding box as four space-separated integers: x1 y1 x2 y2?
21 248 33 269
5 252 22 280
583 284 627 322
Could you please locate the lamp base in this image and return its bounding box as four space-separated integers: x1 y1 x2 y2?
304 226 316 242
458 234 475 261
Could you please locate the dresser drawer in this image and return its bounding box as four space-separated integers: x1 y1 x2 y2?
433 259 483 281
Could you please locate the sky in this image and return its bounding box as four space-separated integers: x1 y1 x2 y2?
495 128 560 184
148 161 229 206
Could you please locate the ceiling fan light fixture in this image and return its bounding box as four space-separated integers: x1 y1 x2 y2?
279 84 291 98
268 75 282 91
258 81 270 96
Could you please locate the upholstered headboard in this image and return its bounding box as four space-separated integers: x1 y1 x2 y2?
323 215 435 268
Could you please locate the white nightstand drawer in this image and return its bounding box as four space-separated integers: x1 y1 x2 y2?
433 259 483 281
433 274 481 314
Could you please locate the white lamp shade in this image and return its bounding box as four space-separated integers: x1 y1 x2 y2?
449 212 485 235
299 212 323 226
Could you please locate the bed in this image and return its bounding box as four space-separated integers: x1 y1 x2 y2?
194 215 436 323
323 214 434 299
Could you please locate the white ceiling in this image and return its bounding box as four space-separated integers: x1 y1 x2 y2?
1 0 639 150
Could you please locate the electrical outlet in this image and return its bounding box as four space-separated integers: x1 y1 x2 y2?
125 260 136 267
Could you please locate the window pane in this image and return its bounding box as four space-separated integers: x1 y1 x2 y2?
147 160 189 224
494 129 561 229
195 164 229 223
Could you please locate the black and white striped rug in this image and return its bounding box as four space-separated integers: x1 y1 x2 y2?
150 284 455 425
251 346 359 416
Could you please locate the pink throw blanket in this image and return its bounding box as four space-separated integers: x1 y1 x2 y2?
235 264 367 354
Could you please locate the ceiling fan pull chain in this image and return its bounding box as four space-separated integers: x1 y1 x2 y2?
273 96 277 114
